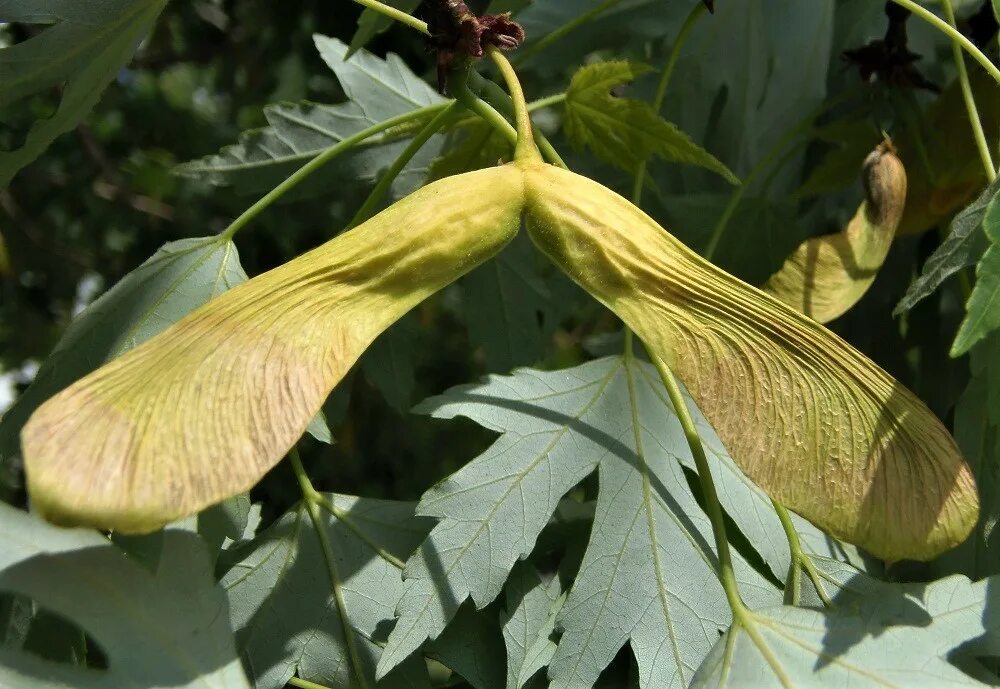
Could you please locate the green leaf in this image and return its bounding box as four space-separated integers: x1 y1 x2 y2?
936 333 1000 579
426 602 508 689
361 313 418 413
462 234 551 373
563 61 738 184
895 177 1000 315
376 356 781 687
951 196 1000 356
0 237 248 465
222 494 434 689
500 563 564 689
0 503 249 688
692 572 1000 688
348 0 422 56
0 0 169 187
174 36 444 200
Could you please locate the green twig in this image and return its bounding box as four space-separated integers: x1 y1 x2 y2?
632 2 707 203
290 449 369 689
939 0 996 181
351 0 430 35
347 101 461 228
219 103 448 240
888 0 1000 85
513 0 624 66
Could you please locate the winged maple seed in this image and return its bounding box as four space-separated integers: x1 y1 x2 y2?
22 166 525 533
521 161 976 562
22 149 977 561
764 140 907 323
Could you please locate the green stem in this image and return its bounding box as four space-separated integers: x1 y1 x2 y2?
348 101 461 228
513 0 624 66
632 2 707 203
488 47 542 163
219 103 448 241
469 72 568 168
650 355 745 614
772 500 832 607
939 0 996 181
290 449 369 689
351 0 430 35
889 0 1000 85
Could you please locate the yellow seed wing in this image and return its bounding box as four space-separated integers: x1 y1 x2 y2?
23 166 526 533
523 163 977 561
764 144 906 323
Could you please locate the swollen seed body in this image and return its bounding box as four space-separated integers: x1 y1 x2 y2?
521 161 976 561
23 165 527 533
764 142 907 323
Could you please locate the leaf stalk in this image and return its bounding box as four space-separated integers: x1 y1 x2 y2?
351 0 430 35
649 354 745 615
290 448 370 689
772 500 832 607
888 0 1000 85
939 0 996 182
219 103 449 240
348 101 462 228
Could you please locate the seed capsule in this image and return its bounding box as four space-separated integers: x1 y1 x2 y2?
764 142 907 323
522 161 976 561
23 166 526 533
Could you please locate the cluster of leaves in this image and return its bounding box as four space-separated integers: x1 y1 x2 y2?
2 0 1000 688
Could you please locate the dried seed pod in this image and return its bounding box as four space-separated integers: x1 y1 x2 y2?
22 166 526 533
764 141 907 323
522 161 977 561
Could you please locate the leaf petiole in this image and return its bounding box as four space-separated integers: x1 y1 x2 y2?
939 0 996 181
888 0 1000 85
219 102 450 240
289 448 370 689
450 75 519 145
350 0 430 36
347 101 463 228
772 500 832 607
648 354 746 615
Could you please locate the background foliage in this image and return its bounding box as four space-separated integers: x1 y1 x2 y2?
1 0 999 687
